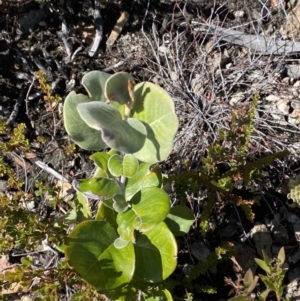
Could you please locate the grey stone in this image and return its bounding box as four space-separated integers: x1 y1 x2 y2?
16 8 46 34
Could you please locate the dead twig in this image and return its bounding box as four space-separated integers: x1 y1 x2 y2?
88 0 103 57
187 21 300 55
5 89 26 126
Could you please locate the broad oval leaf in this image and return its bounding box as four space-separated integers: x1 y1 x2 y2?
125 163 162 200
131 82 179 164
134 222 177 282
117 209 138 243
108 154 123 177
65 220 135 291
77 102 147 154
78 177 120 199
117 187 170 242
63 92 106 150
105 72 135 104
81 70 111 101
131 187 170 232
165 205 194 236
90 152 111 172
108 154 139 178
122 154 138 178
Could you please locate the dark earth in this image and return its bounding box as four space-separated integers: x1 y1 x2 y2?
2 0 300 300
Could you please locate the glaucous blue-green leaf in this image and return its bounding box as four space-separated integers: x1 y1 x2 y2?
105 72 135 105
78 177 120 199
125 163 162 200
77 102 147 154
134 222 177 282
63 92 107 150
131 187 170 232
113 194 129 213
64 220 135 291
165 205 194 236
131 82 179 164
81 70 111 101
108 154 139 178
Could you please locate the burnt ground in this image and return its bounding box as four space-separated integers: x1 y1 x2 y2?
2 0 300 300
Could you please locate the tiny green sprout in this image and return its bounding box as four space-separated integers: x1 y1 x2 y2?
63 140 76 156
0 123 30 152
228 268 259 301
35 70 62 107
254 247 288 301
287 174 300 207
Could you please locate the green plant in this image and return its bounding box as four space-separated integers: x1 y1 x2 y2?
287 174 300 207
62 71 191 300
0 122 30 189
228 247 288 301
227 268 259 301
169 95 289 236
254 247 288 301
35 70 62 108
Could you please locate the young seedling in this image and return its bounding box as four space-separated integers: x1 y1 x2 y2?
254 247 288 301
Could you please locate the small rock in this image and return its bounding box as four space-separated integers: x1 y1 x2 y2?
191 240 216 273
231 242 257 274
286 3 300 39
265 94 281 102
158 45 169 54
286 65 300 79
191 240 211 262
233 10 245 18
293 219 300 242
0 180 7 192
291 99 300 109
287 213 300 223
250 223 272 258
288 109 300 125
16 8 46 34
276 99 290 115
229 92 245 105
288 247 300 264
271 224 289 244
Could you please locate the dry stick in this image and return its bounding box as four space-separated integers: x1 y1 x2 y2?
25 77 37 118
106 11 129 48
101 55 134 72
57 16 73 62
142 0 166 77
88 0 103 57
71 46 83 62
5 89 27 126
188 22 300 55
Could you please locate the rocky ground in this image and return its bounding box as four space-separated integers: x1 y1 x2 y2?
2 0 300 300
